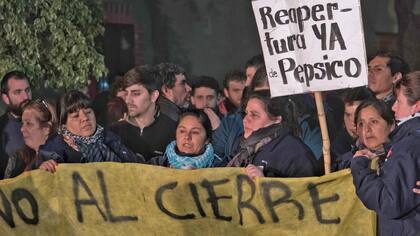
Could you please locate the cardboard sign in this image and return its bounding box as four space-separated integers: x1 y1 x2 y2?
252 0 368 96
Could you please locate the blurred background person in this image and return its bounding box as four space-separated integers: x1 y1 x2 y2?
157 62 191 122
218 70 246 116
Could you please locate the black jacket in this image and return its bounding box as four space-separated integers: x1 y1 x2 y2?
351 117 420 236
110 111 176 162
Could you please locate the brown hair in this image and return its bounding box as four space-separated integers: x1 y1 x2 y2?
395 71 420 105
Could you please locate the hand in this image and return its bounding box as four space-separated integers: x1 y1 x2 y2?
63 135 79 151
39 160 58 173
413 181 420 194
245 164 264 179
203 108 220 130
353 149 377 160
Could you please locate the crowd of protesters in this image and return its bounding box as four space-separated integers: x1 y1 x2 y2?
0 51 419 235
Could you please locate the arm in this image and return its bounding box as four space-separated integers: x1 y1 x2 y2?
351 147 420 219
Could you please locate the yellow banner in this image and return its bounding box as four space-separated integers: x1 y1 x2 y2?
0 163 375 235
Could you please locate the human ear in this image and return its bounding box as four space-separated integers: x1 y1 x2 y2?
1 93 10 105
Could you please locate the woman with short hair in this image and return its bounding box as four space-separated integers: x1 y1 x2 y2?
40 90 142 172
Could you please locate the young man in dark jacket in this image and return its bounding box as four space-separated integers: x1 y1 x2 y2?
110 65 176 162
0 71 32 179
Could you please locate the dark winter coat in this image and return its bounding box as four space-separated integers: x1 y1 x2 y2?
351 117 420 236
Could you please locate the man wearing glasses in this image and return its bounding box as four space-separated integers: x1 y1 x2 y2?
0 71 32 179
368 52 410 111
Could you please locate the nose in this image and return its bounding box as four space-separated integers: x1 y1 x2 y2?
80 110 89 121
391 101 397 113
184 131 192 140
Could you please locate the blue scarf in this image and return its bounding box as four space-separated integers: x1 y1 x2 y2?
166 141 215 169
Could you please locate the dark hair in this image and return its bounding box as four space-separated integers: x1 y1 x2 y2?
245 90 300 136
157 62 187 90
369 51 410 76
343 87 374 105
177 109 212 141
105 97 128 126
191 76 220 96
223 70 246 89
354 99 394 127
110 75 125 97
122 65 159 93
245 54 265 70
250 67 269 91
1 70 29 94
395 71 420 105
57 90 92 128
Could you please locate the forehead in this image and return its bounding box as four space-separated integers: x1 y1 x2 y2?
193 87 216 96
369 56 390 66
22 108 40 119
7 78 30 91
178 115 203 128
126 83 149 92
246 98 265 111
228 80 245 89
359 106 381 117
175 74 186 82
246 66 257 75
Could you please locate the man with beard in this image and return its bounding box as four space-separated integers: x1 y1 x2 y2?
0 71 32 179
156 63 191 122
110 65 176 162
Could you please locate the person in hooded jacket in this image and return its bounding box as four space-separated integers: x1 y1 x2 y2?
351 71 420 235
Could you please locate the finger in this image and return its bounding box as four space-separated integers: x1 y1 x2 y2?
416 181 420 186
413 188 420 194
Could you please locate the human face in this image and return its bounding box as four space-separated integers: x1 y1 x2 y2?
356 106 393 151
66 108 96 137
368 56 395 99
245 66 257 87
166 74 191 107
125 84 158 118
343 101 361 139
392 86 420 120
21 109 50 151
1 78 32 116
224 80 245 108
243 98 280 139
176 115 207 155
191 87 217 109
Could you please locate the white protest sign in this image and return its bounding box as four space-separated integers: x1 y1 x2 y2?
252 0 368 97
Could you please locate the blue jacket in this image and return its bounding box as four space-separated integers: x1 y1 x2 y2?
212 113 243 164
41 130 143 163
351 117 420 236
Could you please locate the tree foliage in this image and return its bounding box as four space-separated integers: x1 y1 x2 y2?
0 0 106 89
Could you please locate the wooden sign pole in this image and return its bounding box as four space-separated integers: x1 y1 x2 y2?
314 91 331 174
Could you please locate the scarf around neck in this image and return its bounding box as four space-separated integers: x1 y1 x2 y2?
166 141 215 169
61 125 120 162
227 123 288 167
